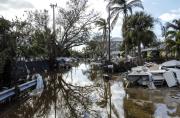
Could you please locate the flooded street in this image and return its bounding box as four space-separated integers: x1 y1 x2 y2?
1 62 180 118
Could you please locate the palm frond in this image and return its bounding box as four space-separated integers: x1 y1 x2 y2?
176 39 180 45
172 19 180 25
126 6 132 15
144 30 157 43
127 0 142 4
166 22 179 30
110 7 123 17
106 0 144 31
95 18 107 28
165 39 176 47
166 30 177 38
129 3 144 10
128 0 144 10
106 0 116 10
111 12 120 30
172 19 180 29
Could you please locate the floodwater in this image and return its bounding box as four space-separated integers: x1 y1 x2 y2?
1 62 180 118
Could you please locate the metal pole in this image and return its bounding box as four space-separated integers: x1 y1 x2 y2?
50 3 57 69
50 3 57 34
108 7 111 62
109 82 111 118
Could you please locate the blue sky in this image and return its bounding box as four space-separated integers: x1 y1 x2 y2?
143 0 180 18
143 0 180 25
110 0 180 39
144 0 180 39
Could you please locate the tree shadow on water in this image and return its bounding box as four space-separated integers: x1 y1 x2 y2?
2 72 103 118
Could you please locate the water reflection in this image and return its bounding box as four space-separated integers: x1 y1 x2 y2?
2 63 179 118
125 88 180 118
64 63 93 86
1 63 126 118
1 71 96 117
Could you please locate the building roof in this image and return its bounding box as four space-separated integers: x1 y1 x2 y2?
141 47 157 52
111 51 121 55
141 43 166 52
111 37 123 42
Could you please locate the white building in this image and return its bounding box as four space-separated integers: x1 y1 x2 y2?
110 37 123 58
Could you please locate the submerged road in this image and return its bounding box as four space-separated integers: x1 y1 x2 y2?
1 62 180 118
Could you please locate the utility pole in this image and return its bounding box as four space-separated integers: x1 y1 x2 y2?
108 6 112 118
50 3 57 69
108 7 111 62
50 3 57 34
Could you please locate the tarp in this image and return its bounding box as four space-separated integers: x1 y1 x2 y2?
161 60 180 67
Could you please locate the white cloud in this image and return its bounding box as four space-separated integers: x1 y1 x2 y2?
0 0 33 10
88 0 108 18
159 8 180 22
88 0 122 38
0 0 122 37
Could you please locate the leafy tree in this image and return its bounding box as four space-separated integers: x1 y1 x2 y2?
106 0 143 59
84 33 105 59
56 0 98 55
123 11 156 65
165 38 176 57
95 18 108 56
12 10 51 58
166 19 180 59
0 17 16 87
0 17 11 34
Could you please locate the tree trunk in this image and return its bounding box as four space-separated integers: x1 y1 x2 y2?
137 42 142 65
177 45 180 59
165 46 168 60
104 28 107 58
124 14 128 61
49 33 56 70
125 42 128 61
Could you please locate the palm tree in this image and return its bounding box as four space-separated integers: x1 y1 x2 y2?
106 0 144 60
107 0 144 27
124 11 156 65
165 38 176 58
95 18 108 57
166 19 180 59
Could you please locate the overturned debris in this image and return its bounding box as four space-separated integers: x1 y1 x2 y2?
126 60 180 88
